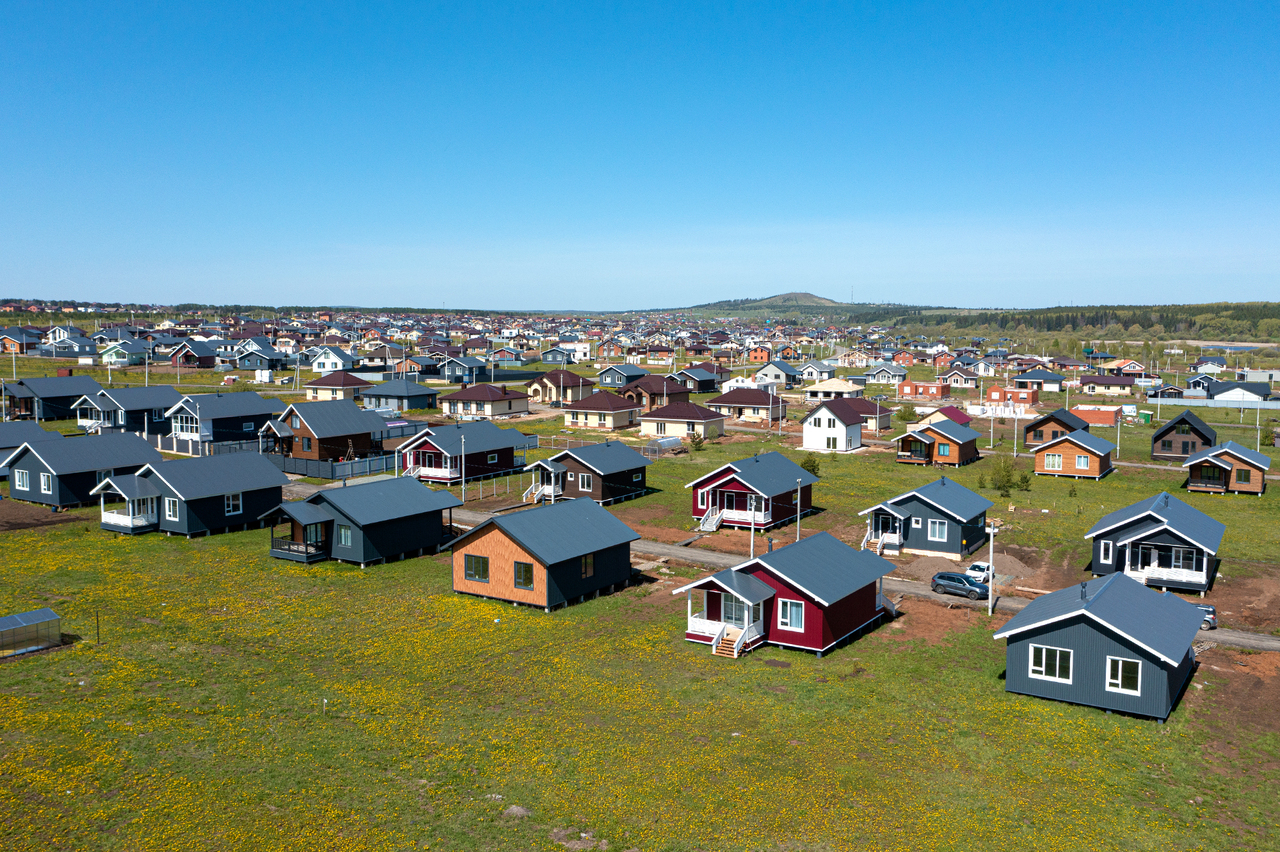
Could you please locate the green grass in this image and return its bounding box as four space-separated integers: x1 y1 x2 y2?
1 518 1276 850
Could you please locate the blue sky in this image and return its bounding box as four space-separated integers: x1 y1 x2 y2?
2 3 1278 311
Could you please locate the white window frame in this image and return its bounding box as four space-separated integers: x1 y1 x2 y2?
911 517 922 528
697 489 707 508
14 469 29 491
1106 656 1141 695
1099 540 1113 565
486 453 498 464
777 599 805 632
579 473 593 491
1044 453 1063 471
1029 644 1073 683
39 472 53 494
1075 454 1090 470
242 422 254 432
927 518 946 542
224 492 242 515
633 472 642 482
164 497 179 521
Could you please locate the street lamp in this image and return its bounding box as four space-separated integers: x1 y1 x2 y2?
986 522 998 616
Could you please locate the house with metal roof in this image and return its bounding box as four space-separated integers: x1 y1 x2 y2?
1023 408 1090 449
524 369 595 405
98 339 151 366
892 418 981 467
2 433 162 508
671 532 897 658
685 451 818 532
639 401 725 441
163 392 285 444
993 574 1203 719
1013 368 1065 392
262 400 388 461
73 386 183 435
801 399 864 454
798 360 836 383
618 375 691 412
449 497 640 611
308 344 359 374
523 440 651 505
705 388 787 424
361 378 440 413
91 452 288 537
398 420 533 484
305 371 373 402
1032 430 1116 480
263 476 462 566
1183 441 1270 496
753 360 803 389
440 383 530 420
439 355 491 384
596 363 649 389
863 363 908 385
169 339 217 369
803 378 864 402
0 422 62 477
1151 410 1216 462
1084 492 1225 595
561 391 643 430
667 367 722 393
1 375 104 421
858 477 992 558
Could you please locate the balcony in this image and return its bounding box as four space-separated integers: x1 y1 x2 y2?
100 510 157 531
1187 478 1227 492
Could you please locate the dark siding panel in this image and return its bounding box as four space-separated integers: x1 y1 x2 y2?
543 542 632 607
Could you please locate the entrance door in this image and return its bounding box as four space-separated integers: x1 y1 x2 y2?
722 596 746 628
877 514 894 536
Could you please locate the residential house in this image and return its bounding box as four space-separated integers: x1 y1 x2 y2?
2 376 104 421
562 391 643 430
361 379 439 413
1151 411 1216 462
1183 442 1269 496
264 477 461 566
2 433 162 508
804 378 863 402
1033 431 1116 480
986 386 1039 406
305 371 373 402
799 361 836 383
450 498 640 611
1081 375 1134 396
1014 369 1065 393
938 366 980 390
73 386 183 435
857 477 992 558
993 573 1203 720
309 345 359 374
667 368 722 393
440 384 530 420
842 398 893 434
1085 492 1225 595
705 389 787 424
523 440 651 505
92 453 288 537
262 401 387 461
0 422 61 477
747 345 773 363
754 361 802 389
685 451 818 532
671 532 896 659
163 392 285 444
596 364 649 389
440 356 491 384
1023 408 1090 449
618 376 691 412
1204 380 1271 403
917 405 973 430
640 402 725 441
801 398 864 454
98 339 151 366
540 346 576 366
525 369 595 405
898 380 950 399
399 420 531 484
169 339 217 369
892 419 981 467
863 364 907 385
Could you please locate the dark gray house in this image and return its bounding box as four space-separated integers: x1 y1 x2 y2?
440 356 490 384
1151 410 1216 462
2 375 104 421
74 386 183 435
0 422 62 477
1084 492 1225 595
993 573 1203 720
524 440 652 505
858 476 992 558
91 453 289 536
163 392 285 444
596 364 649 389
540 346 575 366
263 476 462 566
361 379 439 413
1 433 162 508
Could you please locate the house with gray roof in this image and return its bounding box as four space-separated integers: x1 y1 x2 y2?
1023 408 1090 449
2 375 104 421
164 392 285 444
91 452 288 537
858 477 992 558
262 400 388 462
863 363 908 384
2 433 162 508
398 419 534 484
993 573 1203 719
361 378 440 413
892 418 982 467
685 451 819 532
1151 410 1215 462
671 531 897 658
73 386 183 435
1032 430 1116 480
596 363 649 389
263 476 462 566
0 422 61 478
1084 492 1226 594
1183 441 1270 496
450 497 640 611
523 440 651 505
754 360 802 389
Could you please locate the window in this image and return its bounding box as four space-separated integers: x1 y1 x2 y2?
656 422 666 435
337 524 352 547
1099 540 1113 564
243 422 254 432
224 493 242 515
291 415 300 428
686 421 696 434
581 553 594 579
579 473 593 491
1029 644 1072 683
597 412 605 423
1032 429 1043 441
826 436 837 449
1175 423 1191 435
566 472 575 481
928 519 947 542
1044 453 1063 471
1236 468 1252 484
173 413 199 436
911 517 922 528
464 554 490 582
937 443 950 457
514 561 534 589
698 489 707 508
1160 439 1173 451
164 497 179 521
778 599 805 631
633 472 642 482
39 472 53 494
1106 657 1141 694
13 469 28 491
486 453 498 464
827 417 836 428
301 437 312 452
152 409 165 422
1073 454 1091 470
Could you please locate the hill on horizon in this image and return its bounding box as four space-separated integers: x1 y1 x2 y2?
688 291 846 310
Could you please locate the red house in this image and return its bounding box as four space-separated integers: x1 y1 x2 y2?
898 380 950 399
685 451 818 532
671 532 896 658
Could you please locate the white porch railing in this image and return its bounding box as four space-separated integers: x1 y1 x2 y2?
1131 566 1207 585
688 615 721 636
523 483 563 502
876 592 898 617
101 510 155 528
734 622 765 656
699 509 725 532
722 509 770 525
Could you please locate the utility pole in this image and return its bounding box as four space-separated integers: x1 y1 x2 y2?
795 478 802 542
460 435 466 503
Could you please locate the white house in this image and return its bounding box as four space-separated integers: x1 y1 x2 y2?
722 375 780 395
802 399 865 454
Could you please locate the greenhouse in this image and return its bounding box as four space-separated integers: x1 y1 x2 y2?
0 608 62 658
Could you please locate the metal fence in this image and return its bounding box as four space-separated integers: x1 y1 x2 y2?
1143 397 1280 412
265 453 400 480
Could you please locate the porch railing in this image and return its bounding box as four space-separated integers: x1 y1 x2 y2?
270 538 325 557
1187 478 1226 489
688 615 721 636
101 510 155 528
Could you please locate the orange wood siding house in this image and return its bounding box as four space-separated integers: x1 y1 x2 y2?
1032 431 1116 480
898 380 950 399
893 419 982 467
1182 442 1269 495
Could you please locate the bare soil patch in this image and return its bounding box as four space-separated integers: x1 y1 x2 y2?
1187 648 1280 737
1202 573 1280 634
0 500 84 532
880 598 1004 646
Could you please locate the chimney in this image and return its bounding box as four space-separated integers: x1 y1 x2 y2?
767 537 774 553
1080 582 1087 601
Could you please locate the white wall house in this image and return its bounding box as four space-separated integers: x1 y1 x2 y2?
801 401 863 454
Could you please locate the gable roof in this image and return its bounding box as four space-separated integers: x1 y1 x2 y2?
931 405 972 425
643 401 723 422
165 392 284 421
306 371 374 389
133 453 289 500
563 391 643 412
1152 410 1216 444
1026 408 1089 433
1015 368 1065 381
1183 440 1271 471
367 379 439 400
806 398 865 426
686 451 818 495
440 383 529 402
757 360 801 376
455 498 639 566
1037 429 1116 456
670 567 776 605
281 400 387 439
1 432 161 474
527 369 594 389
402 420 532 456
745 532 895 606
597 364 649 378
911 418 981 444
313 476 462 526
0 421 63 450
8 375 103 400
1084 492 1226 553
860 476 992 523
706 388 784 406
993 573 1203 666
91 386 184 412
551 440 651 475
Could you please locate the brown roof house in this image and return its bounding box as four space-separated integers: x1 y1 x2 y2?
525 369 595 405
640 402 725 440
306 371 373 402
618 375 691 412
440 384 530 420
705 388 787 424
562 391 643 430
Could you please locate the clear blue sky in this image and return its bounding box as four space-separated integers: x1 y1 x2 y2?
2 3 1278 311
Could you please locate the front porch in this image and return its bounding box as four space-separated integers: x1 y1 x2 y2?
1118 541 1214 593
261 506 333 563
673 575 775 659
523 459 566 503
92 478 161 534
895 435 934 464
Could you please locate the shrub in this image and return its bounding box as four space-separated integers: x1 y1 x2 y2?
989 455 1017 493
896 403 917 422
1018 472 1031 491
689 433 705 452
800 453 821 477
977 473 987 489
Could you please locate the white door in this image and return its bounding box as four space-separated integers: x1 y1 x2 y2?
722 596 746 628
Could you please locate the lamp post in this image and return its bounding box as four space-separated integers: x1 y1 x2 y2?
795 477 802 542
460 435 466 503
748 495 757 559
986 523 998 616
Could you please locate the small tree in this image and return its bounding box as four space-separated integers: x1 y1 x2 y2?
800 453 821 477
1018 472 1031 491
977 472 987 489
989 455 1016 496
688 433 705 452
896 403 917 423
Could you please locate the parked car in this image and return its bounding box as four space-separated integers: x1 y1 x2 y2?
1196 603 1217 631
964 561 993 582
931 571 989 600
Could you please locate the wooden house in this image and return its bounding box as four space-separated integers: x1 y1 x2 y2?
562 391 642 430
525 369 595 405
440 356 491 384
262 401 386 461
0 422 61 476
2 375 104 421
450 498 640 611
1084 492 1225 595
892 419 981 467
1033 430 1116 480
858 477 991 559
686 451 818 532
1182 441 1269 495
801 398 863 454
399 420 531 484
898 380 950 399
440 384 530 420
705 388 787 424
264 477 461 566
596 364 649 389
1151 410 1216 462
671 532 897 658
305 371 373 402
361 379 439 413
163 392 284 444
1023 408 1090 449
92 453 287 537
523 440 651 505
993 573 1203 720
639 402 725 440
2 433 162 508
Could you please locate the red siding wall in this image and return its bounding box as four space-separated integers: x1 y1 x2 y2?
742 565 877 653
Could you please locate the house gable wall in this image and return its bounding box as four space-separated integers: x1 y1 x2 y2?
451 524 547 606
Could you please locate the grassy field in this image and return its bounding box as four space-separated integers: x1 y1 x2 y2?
2 518 1278 852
